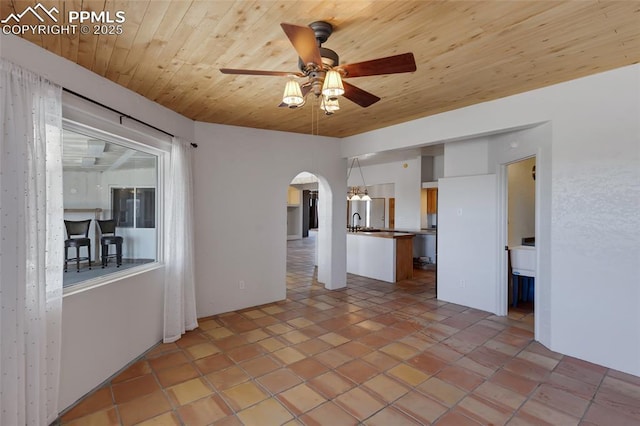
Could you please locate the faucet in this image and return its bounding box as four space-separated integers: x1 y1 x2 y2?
351 212 361 232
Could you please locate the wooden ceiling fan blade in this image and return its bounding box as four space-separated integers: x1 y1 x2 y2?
220 68 302 77
342 81 380 108
340 52 416 78
280 23 322 66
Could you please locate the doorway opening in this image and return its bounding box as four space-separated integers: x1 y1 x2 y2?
286 172 321 292
506 157 536 327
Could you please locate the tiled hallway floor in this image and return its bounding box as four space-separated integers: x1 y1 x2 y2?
60 235 640 425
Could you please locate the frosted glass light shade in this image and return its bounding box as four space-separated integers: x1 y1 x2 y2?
283 79 304 106
320 97 340 112
322 70 344 98
361 193 371 201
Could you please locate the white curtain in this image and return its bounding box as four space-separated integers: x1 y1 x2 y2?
0 60 64 424
163 137 198 342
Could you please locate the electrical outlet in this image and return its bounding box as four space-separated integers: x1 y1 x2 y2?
239 280 245 289
459 279 466 288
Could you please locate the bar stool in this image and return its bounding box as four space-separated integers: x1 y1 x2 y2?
97 219 123 268
64 219 92 272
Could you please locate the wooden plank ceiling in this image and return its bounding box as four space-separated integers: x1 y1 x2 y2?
2 0 639 137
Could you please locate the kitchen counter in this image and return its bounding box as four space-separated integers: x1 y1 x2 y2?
347 232 414 282
350 231 415 239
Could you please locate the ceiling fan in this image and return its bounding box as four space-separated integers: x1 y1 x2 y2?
220 21 417 113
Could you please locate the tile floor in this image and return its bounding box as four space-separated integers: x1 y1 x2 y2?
58 235 640 425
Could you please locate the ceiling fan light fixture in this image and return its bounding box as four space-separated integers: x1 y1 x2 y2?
320 96 340 112
322 69 344 98
283 79 304 106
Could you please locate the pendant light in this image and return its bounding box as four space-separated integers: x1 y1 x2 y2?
347 158 371 201
282 79 304 106
322 69 344 98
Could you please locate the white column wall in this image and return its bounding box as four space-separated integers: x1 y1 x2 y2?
192 122 347 317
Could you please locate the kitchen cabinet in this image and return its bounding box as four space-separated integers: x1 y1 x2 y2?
287 186 302 240
427 188 438 214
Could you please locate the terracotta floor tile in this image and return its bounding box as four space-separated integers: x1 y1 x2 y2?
156 362 200 388
226 343 265 363
336 341 373 358
456 394 513 425
236 398 294 425
314 347 354 368
277 383 327 415
117 390 171 426
294 338 332 355
272 346 306 365
205 327 235 340
503 357 552 382
135 411 181 425
361 350 401 371
363 374 410 403
544 371 598 400
206 366 250 390
257 368 303 394
436 365 485 392
454 356 497 378
111 360 151 384
387 363 431 386
417 377 467 407
518 399 580 425
289 357 329 380
407 352 449 375
194 353 234 375
394 391 448 424
166 377 213 406
334 387 385 421
365 406 422 425
299 401 359 426
308 371 356 399
239 355 281 377
112 374 160 404
148 351 190 371
241 328 270 343
257 336 288 353
380 342 420 360
319 331 351 347
144 342 178 358
489 369 538 396
221 381 268 411
176 394 232 426
185 342 221 360
60 387 113 422
582 402 640 426
266 322 295 335
531 383 590 418
175 331 209 348
287 317 316 328
337 359 379 383
593 375 640 420
435 410 483 425
214 335 249 352
472 381 526 411
63 407 119 426
357 333 392 349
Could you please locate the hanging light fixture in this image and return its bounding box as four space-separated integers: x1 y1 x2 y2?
322 69 344 99
320 96 340 114
347 158 371 201
282 79 304 106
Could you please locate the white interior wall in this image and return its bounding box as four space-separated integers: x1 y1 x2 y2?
192 122 346 317
342 64 640 376
349 158 421 229
508 157 536 247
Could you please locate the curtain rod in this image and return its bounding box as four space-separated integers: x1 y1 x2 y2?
62 87 198 148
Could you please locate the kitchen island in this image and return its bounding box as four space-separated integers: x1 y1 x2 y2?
347 231 415 283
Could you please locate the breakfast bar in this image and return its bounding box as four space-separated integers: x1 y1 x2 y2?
346 231 415 283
